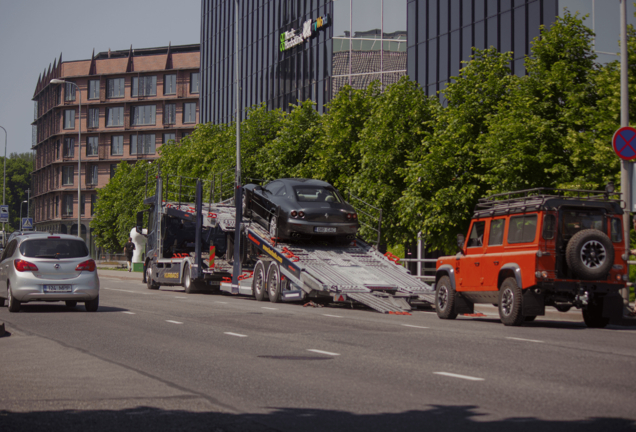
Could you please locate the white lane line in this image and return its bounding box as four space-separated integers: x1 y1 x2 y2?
434 372 484 381
215 301 228 304
174 296 187 299
103 288 136 293
402 324 429 329
262 307 278 310
506 337 544 343
121 311 136 315
166 320 183 325
322 314 343 318
307 349 340 356
224 332 248 338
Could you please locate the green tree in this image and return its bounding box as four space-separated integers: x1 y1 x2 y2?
1 152 34 232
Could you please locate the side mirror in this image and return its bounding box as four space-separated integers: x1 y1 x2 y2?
456 233 465 252
136 211 144 235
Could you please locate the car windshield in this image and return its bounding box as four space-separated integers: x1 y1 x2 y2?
294 186 342 203
20 239 89 259
561 209 605 238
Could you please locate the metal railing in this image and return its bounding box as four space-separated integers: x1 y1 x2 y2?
398 258 438 282
348 192 382 247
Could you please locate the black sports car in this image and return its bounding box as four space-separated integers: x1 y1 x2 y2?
243 178 359 241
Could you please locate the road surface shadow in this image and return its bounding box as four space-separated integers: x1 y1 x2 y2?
0 405 633 432
14 304 127 313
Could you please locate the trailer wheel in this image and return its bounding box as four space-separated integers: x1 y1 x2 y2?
252 260 266 301
183 264 193 294
146 265 159 290
267 261 281 303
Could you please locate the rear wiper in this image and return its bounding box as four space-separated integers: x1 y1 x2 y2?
35 254 56 258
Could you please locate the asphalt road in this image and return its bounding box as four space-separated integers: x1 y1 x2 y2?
1 269 635 432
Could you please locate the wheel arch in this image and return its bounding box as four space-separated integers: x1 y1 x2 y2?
436 265 456 290
498 263 522 290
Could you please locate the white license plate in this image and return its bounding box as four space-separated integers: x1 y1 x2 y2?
314 226 337 233
43 285 72 293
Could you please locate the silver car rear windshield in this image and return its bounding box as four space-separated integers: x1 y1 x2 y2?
294 186 342 203
20 239 89 259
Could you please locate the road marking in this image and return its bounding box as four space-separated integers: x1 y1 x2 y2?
322 314 342 318
103 288 136 293
166 320 183 325
174 296 187 299
262 307 278 310
121 311 136 315
402 324 429 329
434 372 484 381
307 349 340 356
224 332 248 338
506 337 544 343
215 301 228 304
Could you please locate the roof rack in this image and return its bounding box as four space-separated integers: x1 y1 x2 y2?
474 187 623 215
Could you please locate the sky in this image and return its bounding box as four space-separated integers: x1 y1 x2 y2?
0 0 201 156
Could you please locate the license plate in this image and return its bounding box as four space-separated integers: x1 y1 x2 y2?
314 226 337 233
43 285 72 293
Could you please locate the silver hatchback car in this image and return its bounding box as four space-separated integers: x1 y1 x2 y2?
0 234 100 312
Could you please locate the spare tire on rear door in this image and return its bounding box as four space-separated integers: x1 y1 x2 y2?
565 229 614 280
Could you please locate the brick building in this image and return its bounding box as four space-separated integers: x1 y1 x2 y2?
31 44 200 256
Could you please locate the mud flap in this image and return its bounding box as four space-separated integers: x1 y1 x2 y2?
454 293 474 315
522 288 545 317
602 293 623 318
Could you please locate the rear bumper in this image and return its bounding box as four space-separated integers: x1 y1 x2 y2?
539 280 624 295
10 273 100 302
284 220 358 236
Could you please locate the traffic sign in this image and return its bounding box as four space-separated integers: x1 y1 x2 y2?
612 126 636 160
0 205 8 223
21 218 33 230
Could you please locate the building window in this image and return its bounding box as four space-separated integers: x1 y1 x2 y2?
132 76 157 97
87 165 98 185
110 164 117 179
163 133 176 143
164 104 176 124
132 105 156 125
62 166 74 185
181 131 190 140
88 108 99 128
64 83 76 101
131 134 156 155
63 138 75 157
106 107 124 127
91 194 97 216
107 78 125 98
80 194 85 216
55 196 59 217
164 74 176 95
88 80 100 100
63 109 75 129
56 140 60 159
111 135 124 156
183 103 196 124
190 72 200 93
87 137 99 156
63 195 73 216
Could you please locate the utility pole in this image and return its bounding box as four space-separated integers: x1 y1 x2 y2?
231 0 243 294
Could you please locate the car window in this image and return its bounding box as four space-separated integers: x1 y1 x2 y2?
2 239 17 260
508 214 538 244
561 209 605 238
488 219 505 246
20 239 89 259
611 218 622 243
467 221 485 247
542 214 556 240
294 186 342 203
265 182 284 195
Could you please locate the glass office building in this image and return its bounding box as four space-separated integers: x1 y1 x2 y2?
407 0 636 96
200 0 407 125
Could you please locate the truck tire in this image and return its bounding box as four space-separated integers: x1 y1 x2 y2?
435 276 457 319
146 266 159 290
582 297 610 328
566 229 614 280
252 260 266 301
498 277 524 326
267 261 282 303
183 264 194 294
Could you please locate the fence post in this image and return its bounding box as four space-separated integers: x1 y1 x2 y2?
377 208 382 248
210 174 215 206
178 176 182 208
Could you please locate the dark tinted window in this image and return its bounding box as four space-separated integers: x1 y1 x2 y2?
20 239 89 258
508 214 538 244
542 214 556 240
611 218 623 243
294 186 342 203
468 221 486 247
488 219 505 246
2 240 17 260
561 210 605 238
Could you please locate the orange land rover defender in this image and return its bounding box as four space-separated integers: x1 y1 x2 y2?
434 188 627 328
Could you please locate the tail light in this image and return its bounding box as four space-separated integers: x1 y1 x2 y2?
346 213 358 220
76 259 96 272
14 259 39 272
298 211 305 218
291 210 298 217
352 213 357 220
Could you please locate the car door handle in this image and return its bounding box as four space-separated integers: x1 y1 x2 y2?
493 261 499 265
474 262 480 267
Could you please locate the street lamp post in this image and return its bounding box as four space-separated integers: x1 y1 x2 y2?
19 200 27 229
0 126 6 235
231 0 243 293
50 79 82 239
